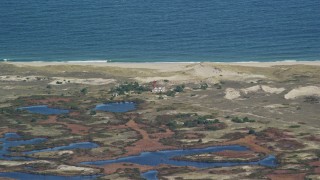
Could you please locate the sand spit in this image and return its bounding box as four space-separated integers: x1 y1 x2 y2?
284 86 320 99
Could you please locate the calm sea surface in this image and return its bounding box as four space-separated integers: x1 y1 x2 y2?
0 0 319 62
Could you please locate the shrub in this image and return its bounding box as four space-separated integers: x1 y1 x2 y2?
90 110 96 115
166 90 176 97
232 116 255 123
248 129 256 134
200 83 208 90
166 120 178 130
80 88 88 95
174 85 185 92
289 125 300 128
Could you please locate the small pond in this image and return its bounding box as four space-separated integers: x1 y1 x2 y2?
94 102 136 113
81 145 277 168
17 105 69 115
141 170 159 180
0 172 99 180
0 133 46 160
24 142 99 155
1 132 99 159
0 133 101 179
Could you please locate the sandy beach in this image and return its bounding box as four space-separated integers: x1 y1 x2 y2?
6 60 320 69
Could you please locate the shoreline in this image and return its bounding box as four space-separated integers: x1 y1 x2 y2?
3 60 320 68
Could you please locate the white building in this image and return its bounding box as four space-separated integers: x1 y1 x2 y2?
152 87 166 93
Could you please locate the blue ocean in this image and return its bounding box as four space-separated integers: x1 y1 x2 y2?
0 0 319 62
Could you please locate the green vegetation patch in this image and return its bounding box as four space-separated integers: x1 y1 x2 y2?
109 82 151 95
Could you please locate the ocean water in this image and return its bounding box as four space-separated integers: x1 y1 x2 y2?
0 0 319 62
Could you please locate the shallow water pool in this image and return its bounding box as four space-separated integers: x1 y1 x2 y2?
0 172 99 180
81 145 277 168
94 102 136 113
17 105 69 115
141 170 159 180
0 133 46 160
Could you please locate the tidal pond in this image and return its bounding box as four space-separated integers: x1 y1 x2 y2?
17 105 69 115
81 145 277 168
94 102 136 113
0 172 99 180
0 133 46 160
141 170 159 180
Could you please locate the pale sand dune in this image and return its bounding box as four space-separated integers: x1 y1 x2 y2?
188 63 222 77
3 61 320 85
264 104 288 109
134 75 190 83
49 77 115 85
57 150 74 156
0 160 52 167
226 85 286 100
241 85 261 94
284 86 320 99
188 63 266 81
56 165 97 173
135 63 267 84
43 165 100 175
0 75 45 82
224 88 241 100
241 85 285 94
261 85 286 94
